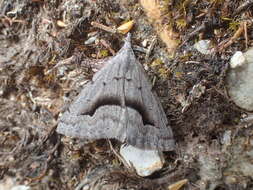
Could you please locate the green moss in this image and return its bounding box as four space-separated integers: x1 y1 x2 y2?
176 18 187 30
98 49 109 58
179 52 193 61
228 21 240 31
151 58 164 68
158 67 169 78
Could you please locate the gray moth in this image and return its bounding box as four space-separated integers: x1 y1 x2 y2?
57 34 175 151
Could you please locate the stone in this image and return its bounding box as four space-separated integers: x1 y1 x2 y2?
194 40 212 55
120 144 164 177
226 48 253 111
230 51 246 68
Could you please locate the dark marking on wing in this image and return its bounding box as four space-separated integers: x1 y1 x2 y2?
80 96 154 126
125 98 154 126
81 96 121 116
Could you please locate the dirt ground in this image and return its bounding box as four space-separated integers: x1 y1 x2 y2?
0 0 253 189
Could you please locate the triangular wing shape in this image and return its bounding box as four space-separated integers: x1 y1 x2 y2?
57 34 175 151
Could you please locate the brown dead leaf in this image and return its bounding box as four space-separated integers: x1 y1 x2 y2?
168 179 188 190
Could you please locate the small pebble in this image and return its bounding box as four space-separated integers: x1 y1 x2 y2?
120 144 164 177
230 51 246 68
84 36 97 45
194 40 212 55
142 39 148 47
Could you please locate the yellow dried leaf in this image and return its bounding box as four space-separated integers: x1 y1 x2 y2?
221 17 232 21
57 20 67 28
159 27 180 55
117 20 134 34
168 179 188 190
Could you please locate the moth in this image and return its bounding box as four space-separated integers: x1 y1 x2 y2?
57 34 175 151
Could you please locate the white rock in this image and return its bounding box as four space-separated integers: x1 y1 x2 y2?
142 39 148 47
194 40 212 55
120 144 164 177
226 48 253 111
230 51 246 68
84 36 97 45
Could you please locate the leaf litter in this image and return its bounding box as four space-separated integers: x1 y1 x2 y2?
0 0 253 189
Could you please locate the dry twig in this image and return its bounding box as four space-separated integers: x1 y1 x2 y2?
217 22 245 51
91 21 116 33
100 39 116 55
233 0 253 16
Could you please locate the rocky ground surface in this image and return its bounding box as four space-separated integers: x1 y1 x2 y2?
0 0 253 190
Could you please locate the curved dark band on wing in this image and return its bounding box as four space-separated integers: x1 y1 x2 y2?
80 96 121 116
125 98 154 126
80 97 154 126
